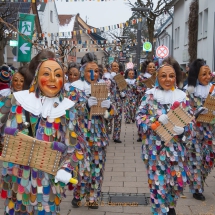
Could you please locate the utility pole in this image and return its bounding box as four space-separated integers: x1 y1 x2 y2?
131 7 149 76
136 21 142 75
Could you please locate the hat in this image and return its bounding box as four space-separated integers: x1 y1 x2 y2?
0 71 10 83
1 65 9 73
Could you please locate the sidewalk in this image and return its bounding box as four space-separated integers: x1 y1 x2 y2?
0 120 215 214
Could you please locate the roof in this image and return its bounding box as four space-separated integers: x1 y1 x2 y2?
0 2 31 25
37 2 46 12
165 0 180 8
58 14 75 26
58 15 76 38
154 16 172 37
90 33 106 41
58 13 106 41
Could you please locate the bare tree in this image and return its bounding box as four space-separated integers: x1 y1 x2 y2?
57 40 75 64
128 0 174 59
0 2 19 65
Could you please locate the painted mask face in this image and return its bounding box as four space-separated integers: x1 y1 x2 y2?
158 66 176 90
147 62 156 75
38 60 64 97
111 62 119 73
84 62 99 83
198 66 211 86
128 70 135 79
12 72 24 92
68 68 80 83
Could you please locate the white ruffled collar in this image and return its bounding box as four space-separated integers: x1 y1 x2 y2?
64 82 72 92
103 72 112 80
192 84 211 99
110 72 116 79
13 90 75 118
0 88 11 97
145 87 186 104
125 79 136 85
71 79 105 96
143 72 152 79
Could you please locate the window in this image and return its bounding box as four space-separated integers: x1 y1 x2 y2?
174 27 180 48
184 22 188 45
174 28 177 48
203 9 208 38
198 12 203 39
50 11 53 23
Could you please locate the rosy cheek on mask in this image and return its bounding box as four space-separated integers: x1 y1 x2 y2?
57 80 63 88
39 77 49 86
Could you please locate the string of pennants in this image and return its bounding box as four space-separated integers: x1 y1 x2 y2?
30 18 143 39
3 0 128 2
3 18 142 39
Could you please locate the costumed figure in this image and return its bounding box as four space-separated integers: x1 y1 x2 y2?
0 50 78 214
110 62 126 143
136 60 156 106
64 62 80 92
136 61 156 142
124 68 138 124
185 59 214 201
0 66 33 155
68 53 114 208
102 72 113 134
136 64 193 215
0 65 11 98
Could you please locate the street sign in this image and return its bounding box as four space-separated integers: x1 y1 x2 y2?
108 57 114 64
156 45 169 58
10 40 18 47
143 42 152 52
17 13 35 62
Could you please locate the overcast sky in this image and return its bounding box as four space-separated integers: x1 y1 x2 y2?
55 0 135 28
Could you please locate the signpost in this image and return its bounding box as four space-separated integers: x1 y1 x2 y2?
108 57 114 64
143 42 152 52
156 45 169 59
17 13 35 62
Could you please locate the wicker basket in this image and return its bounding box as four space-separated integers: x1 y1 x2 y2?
113 74 127 91
155 104 194 144
143 72 156 89
90 83 108 118
0 132 62 175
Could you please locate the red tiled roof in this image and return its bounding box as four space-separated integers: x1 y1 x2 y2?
58 15 75 26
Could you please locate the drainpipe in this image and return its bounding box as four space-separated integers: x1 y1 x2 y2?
213 12 215 71
165 32 171 54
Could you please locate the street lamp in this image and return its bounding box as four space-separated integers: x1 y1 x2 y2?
131 7 149 75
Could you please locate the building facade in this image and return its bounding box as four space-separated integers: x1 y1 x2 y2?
155 0 215 70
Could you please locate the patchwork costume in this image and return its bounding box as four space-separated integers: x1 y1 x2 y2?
68 80 114 203
124 79 137 123
0 90 75 214
186 84 215 194
136 87 192 215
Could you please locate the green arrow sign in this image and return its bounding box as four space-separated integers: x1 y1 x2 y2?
17 13 35 62
143 42 152 52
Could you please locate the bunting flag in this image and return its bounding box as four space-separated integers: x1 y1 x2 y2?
2 17 142 39
30 18 143 39
3 0 128 2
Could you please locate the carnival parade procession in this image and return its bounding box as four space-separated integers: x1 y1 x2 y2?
1 0 215 214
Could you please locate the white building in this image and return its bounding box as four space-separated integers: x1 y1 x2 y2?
155 0 215 70
37 2 59 48
58 14 108 65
